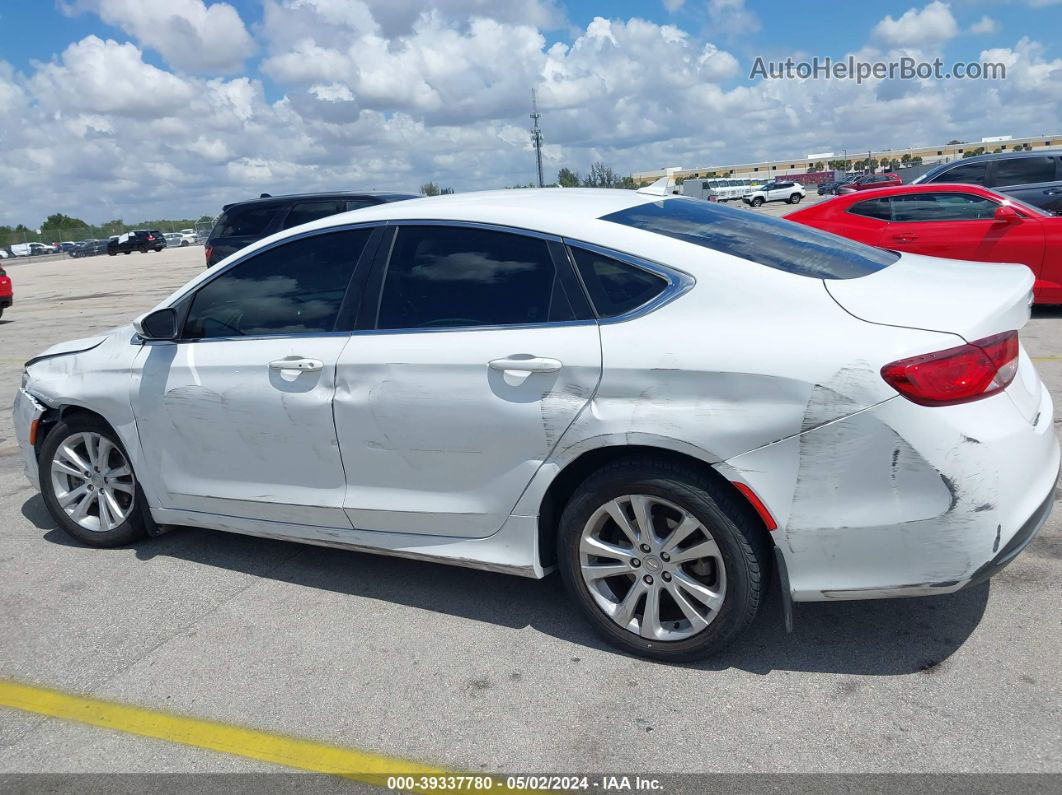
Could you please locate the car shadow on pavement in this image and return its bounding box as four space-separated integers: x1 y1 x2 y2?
27 494 987 677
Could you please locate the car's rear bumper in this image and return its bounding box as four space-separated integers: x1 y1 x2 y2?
723 380 1059 602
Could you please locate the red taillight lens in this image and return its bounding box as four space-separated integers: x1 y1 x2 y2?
205 245 213 264
881 331 1019 406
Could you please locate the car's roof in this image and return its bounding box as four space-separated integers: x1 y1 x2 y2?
305 188 659 231
222 191 418 212
826 183 999 200
923 149 1062 176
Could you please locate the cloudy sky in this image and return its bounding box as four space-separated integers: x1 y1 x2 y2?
1 0 1060 225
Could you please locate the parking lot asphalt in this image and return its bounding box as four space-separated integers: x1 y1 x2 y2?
1 207 1060 777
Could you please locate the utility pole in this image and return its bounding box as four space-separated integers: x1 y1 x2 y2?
530 88 544 188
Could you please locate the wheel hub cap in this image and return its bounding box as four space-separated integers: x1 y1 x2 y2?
49 431 135 533
578 494 727 642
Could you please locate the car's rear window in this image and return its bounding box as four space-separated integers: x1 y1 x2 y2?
601 197 897 279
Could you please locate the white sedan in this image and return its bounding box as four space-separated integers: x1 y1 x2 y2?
13 188 1058 660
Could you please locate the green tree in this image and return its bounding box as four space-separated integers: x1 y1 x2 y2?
581 162 618 188
420 182 440 196
41 213 89 237
557 167 580 187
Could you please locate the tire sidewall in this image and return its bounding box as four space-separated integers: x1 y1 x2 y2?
39 416 146 547
558 469 758 661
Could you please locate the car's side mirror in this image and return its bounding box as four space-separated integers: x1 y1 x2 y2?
994 205 1021 224
134 307 178 341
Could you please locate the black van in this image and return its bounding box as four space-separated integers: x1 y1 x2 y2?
204 191 418 267
913 150 1062 214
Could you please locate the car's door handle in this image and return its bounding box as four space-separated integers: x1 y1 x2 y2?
488 356 562 373
1044 189 1062 196
269 357 323 372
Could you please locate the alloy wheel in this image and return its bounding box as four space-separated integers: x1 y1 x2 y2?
49 431 135 532
579 494 726 642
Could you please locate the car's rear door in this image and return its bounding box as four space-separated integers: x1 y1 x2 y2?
333 223 601 538
882 191 1045 275
132 227 377 526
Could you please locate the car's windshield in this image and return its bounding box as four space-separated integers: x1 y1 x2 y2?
602 197 898 279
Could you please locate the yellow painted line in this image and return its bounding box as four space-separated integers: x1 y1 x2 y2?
1032 356 1062 362
0 680 505 792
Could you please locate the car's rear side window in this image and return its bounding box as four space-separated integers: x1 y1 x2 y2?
569 247 667 318
848 198 892 220
213 206 278 238
282 200 342 230
601 198 897 279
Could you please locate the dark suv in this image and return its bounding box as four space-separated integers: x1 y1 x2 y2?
205 191 418 267
912 150 1062 214
107 230 165 255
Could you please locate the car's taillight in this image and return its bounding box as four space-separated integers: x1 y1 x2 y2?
881 331 1019 406
204 245 213 264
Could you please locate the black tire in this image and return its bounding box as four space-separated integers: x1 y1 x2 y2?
751 197 764 207
109 251 116 256
788 193 802 204
39 415 148 548
124 251 131 255
557 458 769 662
0 307 4 319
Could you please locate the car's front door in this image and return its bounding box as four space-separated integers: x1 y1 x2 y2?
882 192 1045 275
333 224 602 538
131 228 375 526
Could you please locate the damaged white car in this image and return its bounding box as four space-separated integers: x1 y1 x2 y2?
14 188 1059 661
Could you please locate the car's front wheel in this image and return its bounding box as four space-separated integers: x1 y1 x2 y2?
751 196 764 207
39 415 147 547
558 459 768 662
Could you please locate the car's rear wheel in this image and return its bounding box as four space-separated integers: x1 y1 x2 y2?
751 197 764 207
123 251 131 255
39 415 147 547
557 459 768 661
788 194 802 204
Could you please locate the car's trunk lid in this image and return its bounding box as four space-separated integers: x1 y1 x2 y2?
825 252 1041 421
824 252 1033 343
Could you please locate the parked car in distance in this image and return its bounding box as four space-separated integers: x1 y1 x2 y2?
837 173 902 193
0 265 11 318
107 230 165 256
16 189 1057 662
744 180 806 206
818 176 856 196
10 242 57 257
912 150 1062 215
164 233 188 248
178 229 198 245
205 191 418 267
787 183 1062 303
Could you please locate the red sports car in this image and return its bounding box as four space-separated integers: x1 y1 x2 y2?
787 183 1062 304
0 266 11 319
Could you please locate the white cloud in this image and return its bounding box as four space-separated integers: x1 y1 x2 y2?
662 0 686 11
2 4 1061 228
969 15 999 35
30 36 196 117
872 1 958 48
707 0 761 36
62 0 255 73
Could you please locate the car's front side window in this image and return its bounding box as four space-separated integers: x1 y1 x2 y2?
183 228 370 339
375 226 574 330
890 193 998 222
